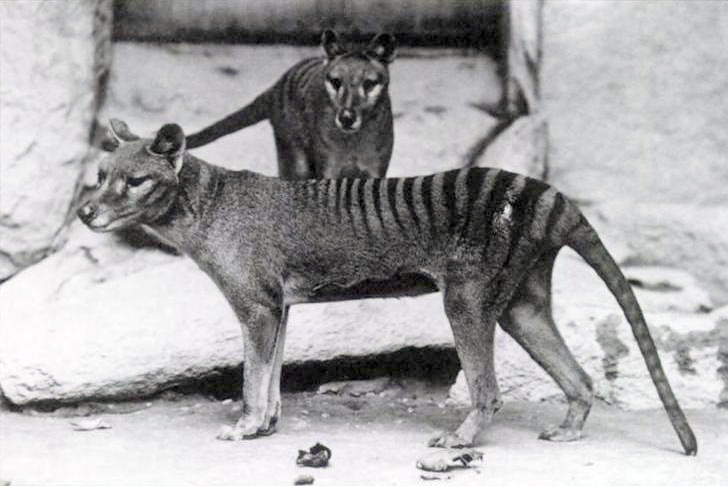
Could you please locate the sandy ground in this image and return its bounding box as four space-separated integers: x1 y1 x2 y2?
1 381 726 486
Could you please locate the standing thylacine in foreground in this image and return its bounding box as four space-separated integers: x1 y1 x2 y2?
185 30 396 179
78 121 697 456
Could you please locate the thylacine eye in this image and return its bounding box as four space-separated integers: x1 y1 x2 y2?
327 76 342 91
363 79 379 92
97 170 106 186
127 175 151 188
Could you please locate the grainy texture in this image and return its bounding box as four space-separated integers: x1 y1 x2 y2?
1 393 726 485
542 0 728 304
1 221 723 411
0 0 112 279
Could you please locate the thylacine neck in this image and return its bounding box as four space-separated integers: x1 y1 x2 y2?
143 154 225 254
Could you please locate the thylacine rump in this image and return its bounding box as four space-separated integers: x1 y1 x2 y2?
78 121 697 455
185 30 395 179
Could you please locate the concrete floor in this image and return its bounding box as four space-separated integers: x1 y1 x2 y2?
1 384 726 486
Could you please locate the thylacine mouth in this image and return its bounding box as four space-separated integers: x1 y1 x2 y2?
334 121 361 133
85 211 140 232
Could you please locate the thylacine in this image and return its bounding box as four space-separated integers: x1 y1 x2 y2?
78 120 697 455
186 30 396 179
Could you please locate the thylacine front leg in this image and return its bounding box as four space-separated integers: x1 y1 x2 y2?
218 297 285 441
259 305 289 435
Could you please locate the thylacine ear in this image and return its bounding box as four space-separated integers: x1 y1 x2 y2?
102 119 140 152
148 123 186 176
321 30 346 60
366 33 396 64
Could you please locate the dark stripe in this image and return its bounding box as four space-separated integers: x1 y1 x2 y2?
545 192 566 241
318 179 329 220
285 63 305 105
297 59 321 91
358 179 373 239
441 170 459 233
344 178 357 235
371 178 385 234
335 178 344 222
482 171 517 246
402 178 421 232
502 178 550 269
386 178 406 232
420 175 435 240
461 168 487 237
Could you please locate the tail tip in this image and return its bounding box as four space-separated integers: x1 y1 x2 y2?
682 434 698 456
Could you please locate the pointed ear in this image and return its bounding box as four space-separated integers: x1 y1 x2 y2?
366 33 396 64
103 119 139 151
321 30 345 60
148 123 186 175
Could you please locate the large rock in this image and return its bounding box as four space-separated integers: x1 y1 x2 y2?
448 250 727 410
471 114 548 180
0 0 112 280
0 223 454 405
585 202 728 306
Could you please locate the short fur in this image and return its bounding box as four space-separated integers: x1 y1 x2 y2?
78 121 698 456
185 30 396 179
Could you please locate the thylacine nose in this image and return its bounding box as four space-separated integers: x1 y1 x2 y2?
77 202 97 223
337 109 357 130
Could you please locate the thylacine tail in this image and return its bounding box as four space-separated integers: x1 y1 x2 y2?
186 89 273 149
565 214 697 456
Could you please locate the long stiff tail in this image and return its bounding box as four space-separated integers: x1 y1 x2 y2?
566 215 697 456
186 89 273 148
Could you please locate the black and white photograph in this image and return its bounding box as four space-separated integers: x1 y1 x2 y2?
0 0 727 484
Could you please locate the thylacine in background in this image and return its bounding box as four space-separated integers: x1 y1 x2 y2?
186 30 396 179
78 120 697 456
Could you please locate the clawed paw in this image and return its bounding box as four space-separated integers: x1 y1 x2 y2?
216 424 261 441
538 425 582 442
427 431 472 449
217 425 245 441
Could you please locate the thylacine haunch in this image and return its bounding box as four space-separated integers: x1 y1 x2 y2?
78 120 697 455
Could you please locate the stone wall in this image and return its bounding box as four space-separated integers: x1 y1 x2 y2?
0 0 112 281
542 0 728 303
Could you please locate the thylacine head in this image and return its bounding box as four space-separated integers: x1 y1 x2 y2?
78 120 186 232
321 30 396 133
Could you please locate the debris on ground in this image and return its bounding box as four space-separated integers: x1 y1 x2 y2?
317 377 395 397
69 418 112 431
420 473 452 481
293 474 315 485
416 449 483 472
296 442 332 468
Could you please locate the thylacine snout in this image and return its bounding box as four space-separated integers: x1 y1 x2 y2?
78 120 697 457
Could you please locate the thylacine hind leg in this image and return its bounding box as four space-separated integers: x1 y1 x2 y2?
258 305 289 436
499 249 593 441
429 277 504 448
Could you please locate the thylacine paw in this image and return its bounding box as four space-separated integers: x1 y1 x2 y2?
538 425 583 442
427 431 473 449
